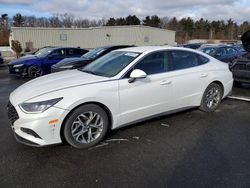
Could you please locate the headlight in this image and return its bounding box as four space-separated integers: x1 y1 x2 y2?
13 64 24 68
60 65 73 69
19 98 63 114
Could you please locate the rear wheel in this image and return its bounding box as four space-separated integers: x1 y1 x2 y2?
63 104 109 149
200 83 223 112
27 65 43 78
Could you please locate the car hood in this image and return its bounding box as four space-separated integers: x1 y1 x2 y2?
10 69 110 105
54 57 89 67
9 55 41 65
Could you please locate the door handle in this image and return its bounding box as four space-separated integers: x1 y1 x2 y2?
160 80 172 85
200 73 208 78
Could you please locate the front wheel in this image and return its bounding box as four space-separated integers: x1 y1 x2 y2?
63 104 109 149
199 83 223 112
27 65 43 78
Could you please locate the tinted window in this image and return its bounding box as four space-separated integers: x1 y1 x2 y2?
226 47 237 55
200 47 216 55
215 48 226 57
198 54 209 65
67 49 75 56
133 51 169 75
171 50 201 70
66 48 86 56
50 49 66 57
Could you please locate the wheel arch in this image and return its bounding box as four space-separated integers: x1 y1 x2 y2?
60 101 113 143
210 80 224 96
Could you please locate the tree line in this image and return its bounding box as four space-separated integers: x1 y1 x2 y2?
1 13 250 46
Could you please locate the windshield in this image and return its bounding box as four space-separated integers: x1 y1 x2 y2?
82 47 106 59
81 51 140 77
35 48 53 57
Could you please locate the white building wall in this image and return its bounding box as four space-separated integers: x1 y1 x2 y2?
10 25 176 50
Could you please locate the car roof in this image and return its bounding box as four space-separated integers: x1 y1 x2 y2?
119 45 206 53
115 46 186 53
41 47 86 50
96 45 134 50
200 44 230 49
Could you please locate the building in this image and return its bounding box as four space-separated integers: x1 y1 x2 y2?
187 39 241 45
9 25 176 50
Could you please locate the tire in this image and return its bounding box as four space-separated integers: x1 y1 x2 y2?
199 83 223 112
27 65 43 78
63 104 109 149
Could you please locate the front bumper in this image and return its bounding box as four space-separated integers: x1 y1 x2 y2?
8 65 27 76
7 102 69 146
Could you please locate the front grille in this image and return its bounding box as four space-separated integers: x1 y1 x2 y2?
7 102 19 125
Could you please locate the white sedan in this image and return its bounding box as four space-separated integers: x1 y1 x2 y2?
8 46 233 148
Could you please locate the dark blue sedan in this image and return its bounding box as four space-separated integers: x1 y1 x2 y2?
199 45 244 63
8 47 88 77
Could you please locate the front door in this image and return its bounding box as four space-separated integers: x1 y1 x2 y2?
43 49 66 73
118 51 173 126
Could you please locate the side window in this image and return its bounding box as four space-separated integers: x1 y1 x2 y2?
50 49 65 57
133 51 169 75
78 49 87 55
73 49 87 55
215 48 226 57
197 54 209 65
171 50 200 70
67 49 74 56
226 47 237 55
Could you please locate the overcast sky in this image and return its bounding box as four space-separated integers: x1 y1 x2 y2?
0 0 250 22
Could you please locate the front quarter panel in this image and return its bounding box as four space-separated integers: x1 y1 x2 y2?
27 80 120 129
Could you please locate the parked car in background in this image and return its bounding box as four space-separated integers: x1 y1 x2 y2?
232 44 247 54
0 52 3 64
199 45 243 63
8 46 233 148
181 43 204 49
230 30 250 85
51 45 134 72
8 47 88 78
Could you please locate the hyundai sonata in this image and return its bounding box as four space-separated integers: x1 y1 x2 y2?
8 46 233 148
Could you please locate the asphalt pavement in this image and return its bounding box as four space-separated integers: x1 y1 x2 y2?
0 68 250 188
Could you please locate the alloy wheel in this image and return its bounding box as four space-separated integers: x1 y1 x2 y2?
205 86 221 109
71 111 104 143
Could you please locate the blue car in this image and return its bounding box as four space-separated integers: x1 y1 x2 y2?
199 45 244 63
8 47 88 77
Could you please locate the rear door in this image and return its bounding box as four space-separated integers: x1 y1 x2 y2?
168 50 211 108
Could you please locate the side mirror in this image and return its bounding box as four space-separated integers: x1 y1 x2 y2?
128 69 147 83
